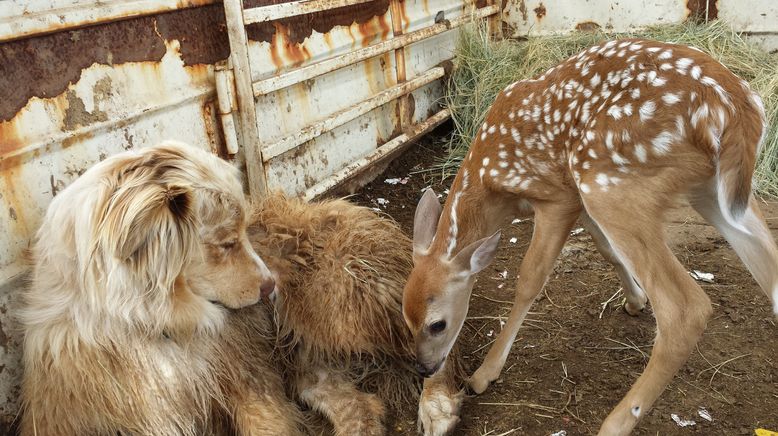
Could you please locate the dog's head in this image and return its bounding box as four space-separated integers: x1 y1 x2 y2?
64 141 273 336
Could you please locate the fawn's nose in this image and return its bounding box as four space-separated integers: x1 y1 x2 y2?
259 278 276 298
415 360 442 378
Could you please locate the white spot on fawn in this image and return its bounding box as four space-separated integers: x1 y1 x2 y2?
690 65 702 80
639 100 655 122
634 143 647 163
652 131 674 154
662 92 681 105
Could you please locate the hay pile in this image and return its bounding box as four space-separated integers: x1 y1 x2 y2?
441 21 778 196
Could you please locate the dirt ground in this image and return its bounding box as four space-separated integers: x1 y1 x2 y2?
344 129 778 436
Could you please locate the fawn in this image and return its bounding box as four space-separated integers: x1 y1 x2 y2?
402 39 777 435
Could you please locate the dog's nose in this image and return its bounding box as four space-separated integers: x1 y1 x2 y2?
260 278 276 298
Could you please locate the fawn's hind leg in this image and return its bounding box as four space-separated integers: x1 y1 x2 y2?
295 365 385 436
583 192 713 436
691 186 778 314
580 212 648 315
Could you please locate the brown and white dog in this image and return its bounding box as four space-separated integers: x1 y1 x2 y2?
19 141 303 435
19 141 464 435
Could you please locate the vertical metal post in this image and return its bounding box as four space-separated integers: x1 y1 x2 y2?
487 0 503 40
223 0 268 201
389 0 412 132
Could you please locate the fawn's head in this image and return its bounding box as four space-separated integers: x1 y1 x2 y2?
402 189 500 377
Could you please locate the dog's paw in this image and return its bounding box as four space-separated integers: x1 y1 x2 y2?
417 388 464 436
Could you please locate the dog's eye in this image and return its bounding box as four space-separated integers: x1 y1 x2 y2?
220 241 238 250
428 320 446 335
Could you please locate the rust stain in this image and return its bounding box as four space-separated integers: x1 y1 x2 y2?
60 130 93 150
686 0 718 22
0 5 230 123
201 100 224 157
1 165 31 236
244 0 391 45
377 12 391 42
269 24 312 70
575 21 601 31
0 120 24 157
62 89 108 131
397 0 411 33
344 25 357 49
357 17 380 48
518 0 528 22
533 2 546 20
323 32 335 52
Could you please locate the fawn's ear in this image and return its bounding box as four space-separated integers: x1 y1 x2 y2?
452 230 501 275
413 188 442 254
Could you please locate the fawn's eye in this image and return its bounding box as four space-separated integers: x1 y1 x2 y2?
428 320 447 335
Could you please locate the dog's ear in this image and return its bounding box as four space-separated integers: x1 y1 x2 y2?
101 182 197 276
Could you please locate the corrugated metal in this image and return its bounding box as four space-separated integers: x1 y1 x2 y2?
0 0 219 42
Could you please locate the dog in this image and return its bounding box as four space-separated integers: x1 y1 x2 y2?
20 141 464 435
19 141 304 435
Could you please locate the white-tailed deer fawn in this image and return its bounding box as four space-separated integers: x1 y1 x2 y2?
402 38 777 435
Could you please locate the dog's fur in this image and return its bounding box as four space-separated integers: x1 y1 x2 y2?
19 142 302 435
250 193 464 435
20 142 463 435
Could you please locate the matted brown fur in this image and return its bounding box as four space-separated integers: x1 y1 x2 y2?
251 192 450 413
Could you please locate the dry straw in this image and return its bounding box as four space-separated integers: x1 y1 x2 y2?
440 21 778 196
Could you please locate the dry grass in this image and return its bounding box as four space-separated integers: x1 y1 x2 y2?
439 21 778 196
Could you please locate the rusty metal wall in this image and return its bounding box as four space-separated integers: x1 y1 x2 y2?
0 0 487 428
248 0 474 196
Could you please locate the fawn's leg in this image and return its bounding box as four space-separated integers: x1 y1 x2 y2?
584 194 713 436
469 201 580 394
418 355 464 436
580 212 648 315
691 187 778 314
295 365 385 436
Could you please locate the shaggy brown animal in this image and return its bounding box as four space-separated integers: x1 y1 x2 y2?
250 193 464 436
19 141 305 435
20 141 464 436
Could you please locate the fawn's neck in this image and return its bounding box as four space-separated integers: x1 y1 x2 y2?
430 166 507 259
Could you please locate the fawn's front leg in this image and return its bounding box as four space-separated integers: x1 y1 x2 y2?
296 365 385 436
469 202 580 394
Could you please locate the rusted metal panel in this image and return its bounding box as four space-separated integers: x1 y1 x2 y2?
243 0 492 196
0 6 232 426
243 0 378 24
502 0 687 35
0 0 219 43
